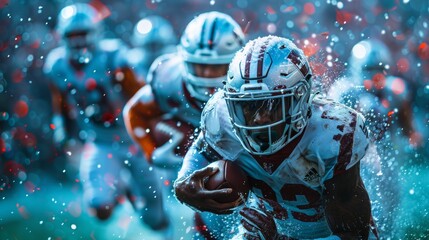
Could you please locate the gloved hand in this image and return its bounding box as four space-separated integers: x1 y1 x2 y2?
151 121 184 169
240 206 281 240
174 166 244 214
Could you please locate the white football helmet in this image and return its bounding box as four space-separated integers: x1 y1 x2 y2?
131 15 176 49
224 36 313 155
57 3 102 67
179 11 245 103
349 39 392 80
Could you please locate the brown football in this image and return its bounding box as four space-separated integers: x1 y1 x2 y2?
149 115 195 157
205 160 250 203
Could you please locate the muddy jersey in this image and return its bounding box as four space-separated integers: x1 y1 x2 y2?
44 39 132 142
196 91 370 239
143 53 203 127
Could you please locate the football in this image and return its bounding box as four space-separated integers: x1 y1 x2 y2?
205 160 251 203
149 115 195 157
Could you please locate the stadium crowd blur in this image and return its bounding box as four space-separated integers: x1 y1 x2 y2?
0 0 428 239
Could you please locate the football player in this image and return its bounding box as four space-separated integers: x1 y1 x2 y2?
123 11 245 239
174 36 378 239
127 15 178 82
43 3 171 236
329 39 417 238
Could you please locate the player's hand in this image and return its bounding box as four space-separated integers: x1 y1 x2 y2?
151 125 184 169
151 143 183 169
174 166 243 214
240 206 281 240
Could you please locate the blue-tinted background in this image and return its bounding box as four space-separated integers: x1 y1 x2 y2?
0 0 428 239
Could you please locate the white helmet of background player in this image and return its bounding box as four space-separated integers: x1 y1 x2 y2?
56 3 102 67
179 11 245 103
349 39 392 81
224 36 313 155
131 15 176 51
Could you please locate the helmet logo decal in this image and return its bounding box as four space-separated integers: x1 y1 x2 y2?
287 49 310 78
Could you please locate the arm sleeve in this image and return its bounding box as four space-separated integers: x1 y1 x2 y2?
176 132 212 180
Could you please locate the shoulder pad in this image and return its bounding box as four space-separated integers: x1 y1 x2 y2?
43 47 66 76
98 38 128 52
201 91 244 160
147 53 184 85
309 98 369 179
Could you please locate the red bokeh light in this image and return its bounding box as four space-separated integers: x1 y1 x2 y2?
363 79 373 90
304 3 315 15
85 78 97 91
391 78 405 95
336 10 353 24
397 58 410 73
0 0 9 9
418 42 429 60
14 100 29 118
372 73 386 90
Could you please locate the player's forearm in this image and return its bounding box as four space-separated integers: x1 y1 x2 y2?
323 162 371 239
123 91 163 160
176 143 210 181
324 182 371 239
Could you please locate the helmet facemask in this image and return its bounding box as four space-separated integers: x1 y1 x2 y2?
224 36 313 155
183 62 229 104
225 80 311 155
64 30 97 68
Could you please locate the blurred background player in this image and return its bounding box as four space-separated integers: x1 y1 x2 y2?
127 15 178 82
123 11 245 239
402 15 429 164
43 3 172 237
328 39 419 238
174 35 376 239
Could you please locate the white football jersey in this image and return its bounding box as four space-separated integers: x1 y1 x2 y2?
199 90 370 239
143 53 204 127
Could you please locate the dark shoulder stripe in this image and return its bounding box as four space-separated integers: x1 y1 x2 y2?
334 111 357 175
